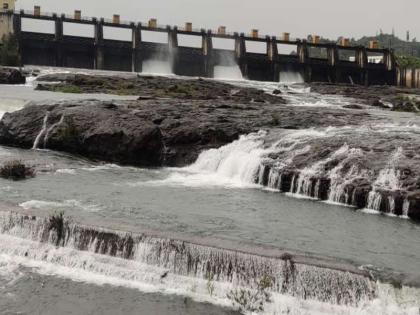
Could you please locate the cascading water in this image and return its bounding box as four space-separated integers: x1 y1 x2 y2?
142 59 173 75
183 126 419 220
187 131 269 184
365 148 404 214
43 114 64 148
213 51 244 80
32 112 50 149
279 71 304 84
0 212 376 305
213 66 243 80
32 113 64 149
0 210 419 315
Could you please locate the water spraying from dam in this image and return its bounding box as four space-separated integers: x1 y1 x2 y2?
142 59 173 75
213 51 244 80
279 71 304 84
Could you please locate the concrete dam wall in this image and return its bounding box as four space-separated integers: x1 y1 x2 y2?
2 9 397 85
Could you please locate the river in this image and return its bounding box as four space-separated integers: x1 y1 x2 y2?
0 67 419 315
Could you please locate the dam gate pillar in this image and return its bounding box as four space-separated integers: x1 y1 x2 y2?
267 36 279 81
54 14 64 67
132 23 142 73
234 33 247 78
327 44 339 83
94 18 104 70
202 29 214 77
297 40 311 82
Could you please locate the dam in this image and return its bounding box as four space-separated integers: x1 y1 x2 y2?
1 7 397 85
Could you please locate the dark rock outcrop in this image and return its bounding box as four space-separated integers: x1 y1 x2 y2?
310 83 420 112
0 67 26 84
0 97 376 167
35 73 286 104
0 101 164 166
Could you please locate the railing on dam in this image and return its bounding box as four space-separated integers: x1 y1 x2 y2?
1 9 398 85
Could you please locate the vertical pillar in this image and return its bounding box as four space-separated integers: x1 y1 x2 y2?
383 49 397 85
267 36 279 81
327 44 339 83
131 22 142 72
167 26 178 73
297 40 310 82
54 14 63 41
12 12 22 36
234 32 246 59
53 14 64 67
356 46 368 85
168 26 178 50
202 29 214 77
266 36 278 61
9 12 22 66
297 40 308 64
327 44 338 66
94 18 104 70
234 32 247 78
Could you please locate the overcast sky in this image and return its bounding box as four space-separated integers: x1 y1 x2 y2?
15 0 420 41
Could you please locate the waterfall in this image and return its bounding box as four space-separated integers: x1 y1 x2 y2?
185 129 415 219
213 66 243 80
188 131 268 184
32 113 64 150
365 149 404 214
142 59 173 75
0 210 377 308
279 71 304 84
213 51 243 80
32 112 50 149
43 114 64 148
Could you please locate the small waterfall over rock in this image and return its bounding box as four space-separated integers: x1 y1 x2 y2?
0 210 377 307
32 112 64 150
32 112 50 149
188 131 268 184
187 126 420 221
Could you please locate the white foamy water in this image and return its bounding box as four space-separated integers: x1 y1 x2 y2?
19 199 103 213
213 66 244 80
142 60 173 75
139 131 269 188
0 220 418 315
279 71 304 84
0 98 27 119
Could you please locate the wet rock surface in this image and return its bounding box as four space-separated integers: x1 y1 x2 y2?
35 73 285 104
310 83 420 112
252 125 420 221
2 75 420 220
0 97 376 167
0 67 26 85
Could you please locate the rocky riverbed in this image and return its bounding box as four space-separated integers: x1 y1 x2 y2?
1 72 420 220
310 82 420 112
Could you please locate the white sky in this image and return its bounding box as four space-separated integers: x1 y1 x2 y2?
15 0 420 41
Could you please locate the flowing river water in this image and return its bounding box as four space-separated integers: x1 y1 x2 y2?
0 67 419 314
